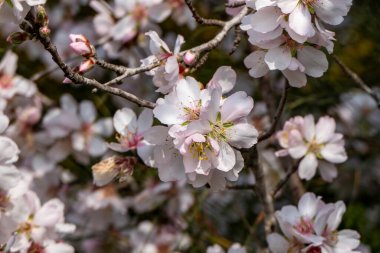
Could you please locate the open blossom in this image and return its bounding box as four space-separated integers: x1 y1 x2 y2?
109 108 155 167
142 31 185 94
0 51 37 110
43 94 113 158
267 192 361 253
0 190 75 253
276 115 347 182
90 0 171 64
147 67 258 190
241 0 352 87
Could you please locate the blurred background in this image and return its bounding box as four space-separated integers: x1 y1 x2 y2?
0 0 379 252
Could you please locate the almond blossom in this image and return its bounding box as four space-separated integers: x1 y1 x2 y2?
241 0 352 87
109 108 155 167
147 67 258 190
0 51 37 110
267 192 361 253
142 31 185 94
90 0 171 65
207 243 247 253
43 94 113 159
276 115 347 182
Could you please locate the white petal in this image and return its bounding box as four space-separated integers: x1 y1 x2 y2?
297 46 328 78
282 69 307 88
318 161 338 182
244 51 270 78
298 153 318 180
137 109 153 134
298 192 319 219
267 233 289 253
221 92 253 122
207 66 236 94
265 46 292 71
113 108 137 135
79 100 97 123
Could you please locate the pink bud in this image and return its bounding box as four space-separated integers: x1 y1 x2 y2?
183 51 197 66
79 58 95 73
69 34 95 57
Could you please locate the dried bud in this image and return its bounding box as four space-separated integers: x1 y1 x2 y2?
69 34 96 58
79 57 96 73
91 156 136 187
6 32 30 45
183 51 197 66
36 5 48 26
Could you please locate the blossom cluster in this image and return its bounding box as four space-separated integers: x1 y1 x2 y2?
96 62 259 190
0 112 75 253
90 0 194 65
241 0 352 87
275 115 347 182
268 192 361 253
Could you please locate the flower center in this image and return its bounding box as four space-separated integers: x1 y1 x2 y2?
190 141 210 161
295 218 314 234
0 73 13 89
28 243 45 253
132 4 148 22
307 140 322 155
306 246 321 253
117 132 143 150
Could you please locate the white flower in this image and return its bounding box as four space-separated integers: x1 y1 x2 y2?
276 115 347 182
43 94 113 157
142 31 185 94
207 243 247 253
109 108 155 167
268 192 361 253
0 51 37 108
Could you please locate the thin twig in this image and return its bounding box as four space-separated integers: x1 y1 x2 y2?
225 0 246 8
333 55 380 109
184 0 225 27
21 14 156 109
271 164 298 198
227 184 256 190
258 83 290 142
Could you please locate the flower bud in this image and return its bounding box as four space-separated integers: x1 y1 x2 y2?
91 156 136 186
39 26 50 38
79 57 96 73
69 34 96 58
36 5 48 27
183 51 197 66
6 32 30 45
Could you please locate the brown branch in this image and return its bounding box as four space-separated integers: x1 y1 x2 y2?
21 15 155 109
95 58 127 76
258 83 290 142
333 55 380 109
184 0 225 27
225 0 246 8
249 147 275 236
271 164 298 198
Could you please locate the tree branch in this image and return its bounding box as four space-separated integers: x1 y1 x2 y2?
184 0 225 27
333 55 380 109
271 164 298 198
258 83 290 143
225 0 246 8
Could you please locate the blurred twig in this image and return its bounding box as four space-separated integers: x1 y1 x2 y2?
225 0 246 8
258 83 290 142
333 55 380 109
184 0 225 27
